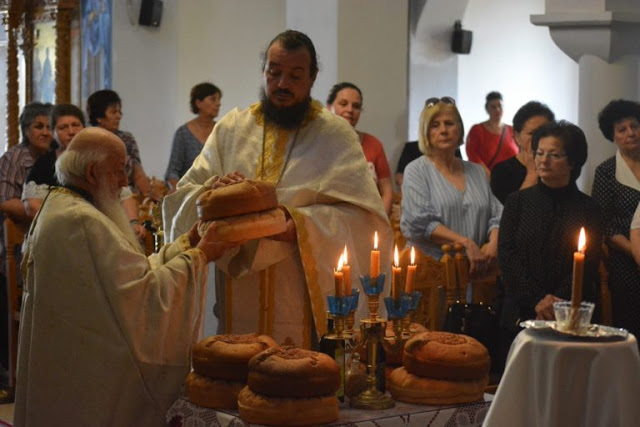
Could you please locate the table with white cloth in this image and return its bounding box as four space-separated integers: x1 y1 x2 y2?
166 394 493 426
483 328 640 427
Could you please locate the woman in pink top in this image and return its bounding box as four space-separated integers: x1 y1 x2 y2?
327 82 393 216
466 91 518 173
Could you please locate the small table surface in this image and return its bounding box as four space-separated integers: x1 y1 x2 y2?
483 328 640 427
167 393 493 426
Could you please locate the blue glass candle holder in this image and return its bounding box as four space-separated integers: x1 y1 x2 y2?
359 274 386 296
384 294 411 319
359 274 386 321
348 289 360 312
406 290 422 311
326 295 352 317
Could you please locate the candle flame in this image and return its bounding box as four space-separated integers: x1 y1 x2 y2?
410 246 415 265
374 231 378 250
578 227 586 253
394 245 399 267
337 253 344 271
343 245 348 265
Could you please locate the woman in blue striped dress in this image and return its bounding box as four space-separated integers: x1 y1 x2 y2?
400 97 502 276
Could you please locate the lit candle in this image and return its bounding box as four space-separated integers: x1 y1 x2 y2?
334 254 344 297
405 246 417 294
370 231 380 278
342 245 352 296
391 245 402 300
571 228 586 309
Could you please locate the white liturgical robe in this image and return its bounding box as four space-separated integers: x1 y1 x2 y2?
163 100 393 348
14 187 209 427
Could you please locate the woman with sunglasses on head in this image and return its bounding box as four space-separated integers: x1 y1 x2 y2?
592 99 640 342
400 97 501 275
327 82 393 216
465 92 518 174
498 121 603 369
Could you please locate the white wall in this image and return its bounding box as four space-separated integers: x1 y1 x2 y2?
112 0 286 179
337 0 409 174
458 0 579 152
112 0 408 181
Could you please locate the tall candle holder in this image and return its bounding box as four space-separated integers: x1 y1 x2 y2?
348 274 394 409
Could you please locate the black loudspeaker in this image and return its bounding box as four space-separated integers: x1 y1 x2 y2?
451 20 472 54
139 0 163 27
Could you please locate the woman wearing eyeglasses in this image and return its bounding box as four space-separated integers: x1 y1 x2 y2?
400 98 501 275
497 121 603 367
592 99 640 342
327 82 393 216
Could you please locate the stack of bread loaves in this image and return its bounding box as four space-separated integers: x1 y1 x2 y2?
196 179 287 242
238 346 341 426
389 331 490 405
186 333 276 409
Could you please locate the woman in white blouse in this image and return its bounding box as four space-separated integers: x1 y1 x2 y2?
400 97 502 275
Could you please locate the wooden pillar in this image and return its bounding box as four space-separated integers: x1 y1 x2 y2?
22 11 34 104
55 2 77 104
6 6 22 149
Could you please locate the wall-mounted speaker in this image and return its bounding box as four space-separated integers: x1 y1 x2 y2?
451 20 472 54
139 0 163 27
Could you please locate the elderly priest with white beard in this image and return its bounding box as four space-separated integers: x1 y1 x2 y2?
14 127 239 426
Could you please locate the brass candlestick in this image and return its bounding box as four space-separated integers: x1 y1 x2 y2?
349 318 394 409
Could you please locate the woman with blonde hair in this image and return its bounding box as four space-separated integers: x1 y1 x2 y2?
401 97 502 274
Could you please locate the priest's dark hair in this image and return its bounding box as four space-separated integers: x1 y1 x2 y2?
261 29 319 78
531 120 588 182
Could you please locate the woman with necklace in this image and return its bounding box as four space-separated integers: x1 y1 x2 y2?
592 99 640 343
466 91 518 174
400 98 501 275
165 82 222 191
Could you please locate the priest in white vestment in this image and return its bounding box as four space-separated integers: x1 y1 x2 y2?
164 30 393 348
14 128 237 426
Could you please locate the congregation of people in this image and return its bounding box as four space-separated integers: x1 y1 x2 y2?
1 28 640 424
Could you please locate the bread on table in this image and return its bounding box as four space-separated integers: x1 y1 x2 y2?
187 333 277 410
403 331 490 380
238 346 341 426
192 333 277 381
186 371 245 409
388 367 488 405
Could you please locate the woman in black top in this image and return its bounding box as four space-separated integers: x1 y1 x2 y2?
490 101 555 203
498 121 603 366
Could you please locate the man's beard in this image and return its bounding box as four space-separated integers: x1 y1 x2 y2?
94 183 144 254
260 89 311 130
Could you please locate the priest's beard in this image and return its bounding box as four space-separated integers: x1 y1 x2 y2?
260 90 311 130
94 183 144 254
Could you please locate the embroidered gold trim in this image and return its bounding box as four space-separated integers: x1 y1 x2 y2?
288 207 326 339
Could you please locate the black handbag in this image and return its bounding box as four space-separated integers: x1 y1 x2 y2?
444 302 499 360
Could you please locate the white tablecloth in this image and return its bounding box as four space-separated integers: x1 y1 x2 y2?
483 328 640 427
167 394 493 426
